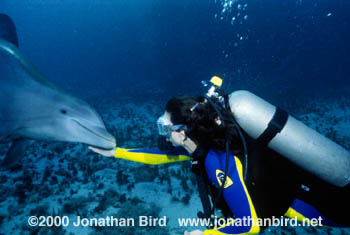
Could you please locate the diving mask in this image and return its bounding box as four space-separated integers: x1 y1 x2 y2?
157 113 188 139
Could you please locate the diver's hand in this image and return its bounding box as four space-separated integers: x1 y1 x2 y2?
88 146 115 157
170 131 197 154
169 131 186 147
184 230 204 235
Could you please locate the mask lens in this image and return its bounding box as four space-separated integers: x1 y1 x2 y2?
157 114 172 137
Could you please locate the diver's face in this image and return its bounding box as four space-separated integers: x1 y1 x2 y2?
157 111 188 146
165 112 188 147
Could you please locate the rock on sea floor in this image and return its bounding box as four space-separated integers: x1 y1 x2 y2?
0 96 349 235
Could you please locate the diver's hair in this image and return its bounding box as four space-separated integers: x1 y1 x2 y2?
165 95 241 152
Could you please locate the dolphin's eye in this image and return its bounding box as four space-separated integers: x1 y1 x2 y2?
60 109 67 115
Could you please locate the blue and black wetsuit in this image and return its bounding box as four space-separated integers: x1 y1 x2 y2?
203 149 260 234
113 144 349 234
201 147 348 235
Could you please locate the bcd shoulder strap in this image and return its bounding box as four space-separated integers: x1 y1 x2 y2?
256 107 289 146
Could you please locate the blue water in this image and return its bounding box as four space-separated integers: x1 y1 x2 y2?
1 0 349 102
0 0 349 234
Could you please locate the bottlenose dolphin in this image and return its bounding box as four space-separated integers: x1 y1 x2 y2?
0 14 116 166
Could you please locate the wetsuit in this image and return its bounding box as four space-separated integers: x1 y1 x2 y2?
200 147 347 235
113 145 349 234
203 149 260 234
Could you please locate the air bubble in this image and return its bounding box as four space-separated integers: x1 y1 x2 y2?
231 17 236 25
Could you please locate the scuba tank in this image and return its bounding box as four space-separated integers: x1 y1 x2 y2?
229 90 350 187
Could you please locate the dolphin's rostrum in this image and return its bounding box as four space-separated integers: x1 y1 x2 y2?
0 14 116 166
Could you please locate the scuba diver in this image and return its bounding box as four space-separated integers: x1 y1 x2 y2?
89 76 350 234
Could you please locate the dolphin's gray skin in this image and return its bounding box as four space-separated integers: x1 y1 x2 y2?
0 14 116 166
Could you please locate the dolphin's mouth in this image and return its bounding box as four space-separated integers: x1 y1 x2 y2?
72 120 116 147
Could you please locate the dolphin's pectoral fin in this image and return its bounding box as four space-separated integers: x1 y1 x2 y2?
2 139 32 166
